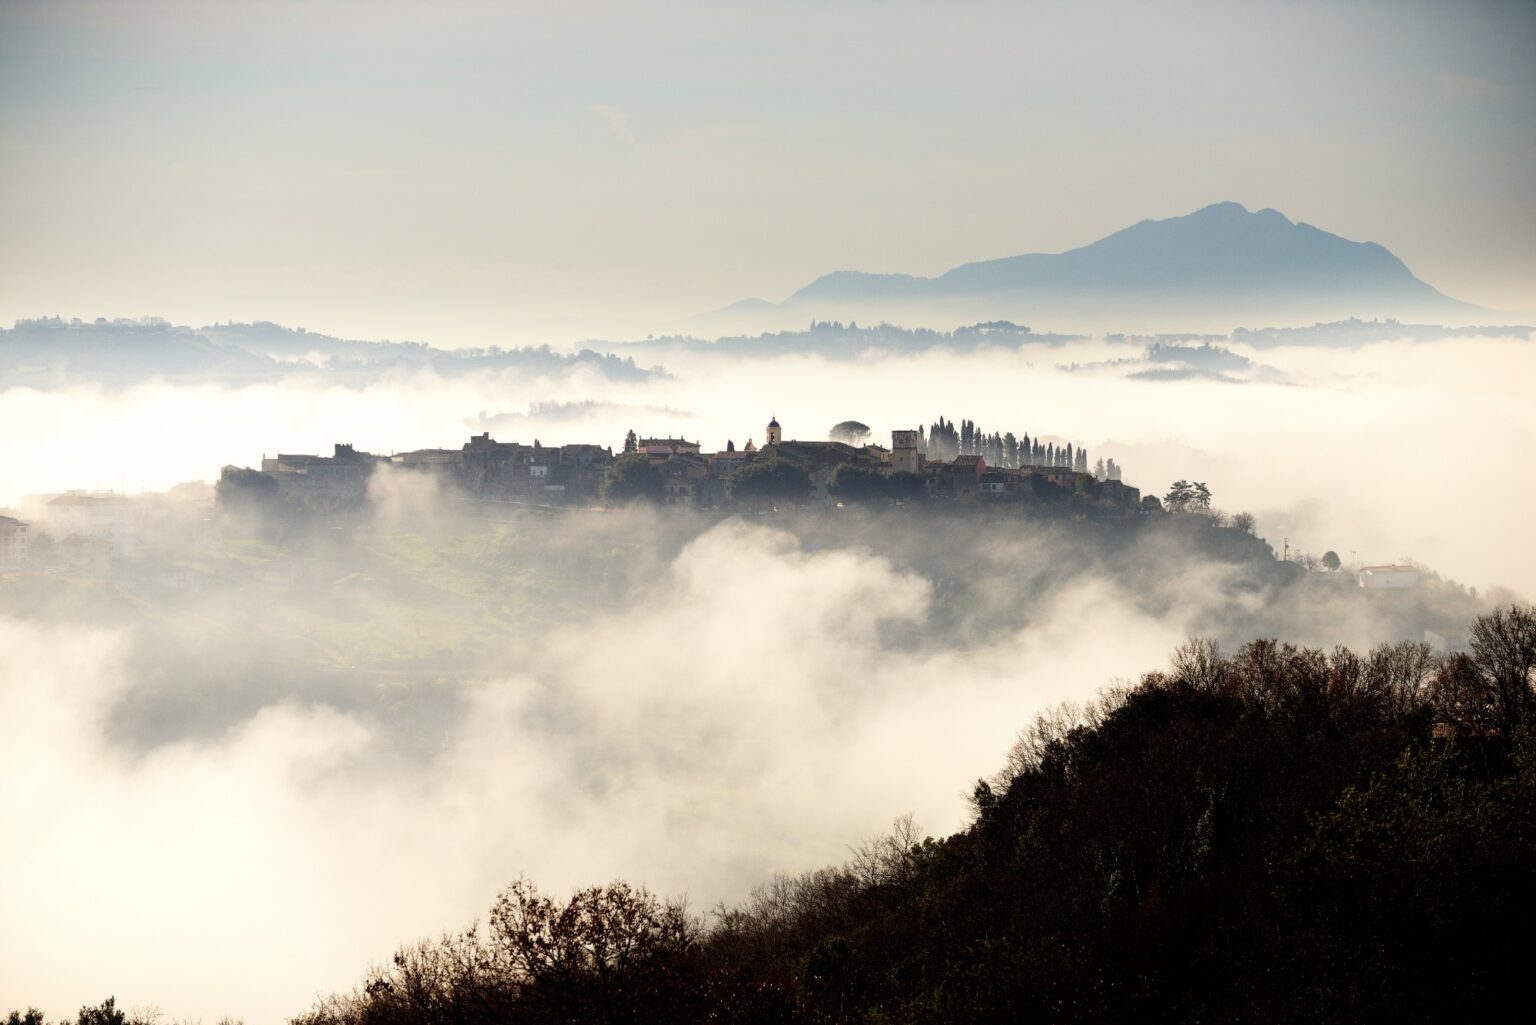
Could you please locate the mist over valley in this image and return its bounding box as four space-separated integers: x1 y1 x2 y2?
3 311 1531 1020
3 1 1535 1020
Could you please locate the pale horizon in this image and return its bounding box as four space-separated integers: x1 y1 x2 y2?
3 1 1534 347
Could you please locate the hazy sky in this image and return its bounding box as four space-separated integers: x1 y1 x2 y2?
2 0 1533 344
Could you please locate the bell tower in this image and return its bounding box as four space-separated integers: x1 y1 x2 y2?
766 415 782 446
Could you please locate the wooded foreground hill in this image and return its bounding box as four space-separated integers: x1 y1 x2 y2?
280 605 1533 1024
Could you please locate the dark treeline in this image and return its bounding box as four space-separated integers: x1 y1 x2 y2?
247 605 1536 1025
923 416 1091 473
2 999 238 1025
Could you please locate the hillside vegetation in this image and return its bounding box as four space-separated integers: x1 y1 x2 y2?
9 607 1531 1023
281 605 1536 1024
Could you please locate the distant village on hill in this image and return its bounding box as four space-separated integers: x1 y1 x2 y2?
0 415 1139 575
0 415 1430 599
215 415 1143 516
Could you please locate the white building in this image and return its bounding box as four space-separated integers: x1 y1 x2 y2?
47 493 139 557
1358 564 1419 590
637 437 701 457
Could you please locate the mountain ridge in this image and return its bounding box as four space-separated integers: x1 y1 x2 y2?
706 203 1477 329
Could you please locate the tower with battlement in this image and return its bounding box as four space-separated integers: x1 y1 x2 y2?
891 429 922 473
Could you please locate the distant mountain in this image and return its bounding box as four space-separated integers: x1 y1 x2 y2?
704 203 1479 331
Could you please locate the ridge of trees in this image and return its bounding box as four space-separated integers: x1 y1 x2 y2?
826 464 927 504
3 998 243 1025
726 459 813 509
267 604 1536 1024
599 454 665 505
922 416 1092 472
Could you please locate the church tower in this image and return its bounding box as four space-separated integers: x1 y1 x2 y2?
766 415 782 446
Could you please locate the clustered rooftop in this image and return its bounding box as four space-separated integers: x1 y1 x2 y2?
237 416 1140 513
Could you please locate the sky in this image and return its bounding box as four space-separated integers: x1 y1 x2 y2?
1 0 1534 346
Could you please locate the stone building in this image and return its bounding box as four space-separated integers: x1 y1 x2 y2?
1358 565 1420 590
1096 478 1142 512
659 455 710 506
390 433 613 506
891 429 923 474
262 444 383 508
927 455 986 499
709 448 752 480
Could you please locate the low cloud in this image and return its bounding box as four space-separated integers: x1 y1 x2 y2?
1 522 1194 1021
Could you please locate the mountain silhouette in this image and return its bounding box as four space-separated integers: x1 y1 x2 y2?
703 203 1476 330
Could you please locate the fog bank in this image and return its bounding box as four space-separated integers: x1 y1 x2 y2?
2 328 1529 1020
4 333 1531 594
1 522 1192 1021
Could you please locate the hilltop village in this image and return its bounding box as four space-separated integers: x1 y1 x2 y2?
215 416 1146 516
0 415 1150 578
0 419 1437 606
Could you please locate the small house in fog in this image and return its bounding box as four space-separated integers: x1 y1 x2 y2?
1097 478 1141 512
709 448 751 480
1358 565 1420 590
926 455 986 499
0 515 28 569
659 455 710 506
1030 465 1085 491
